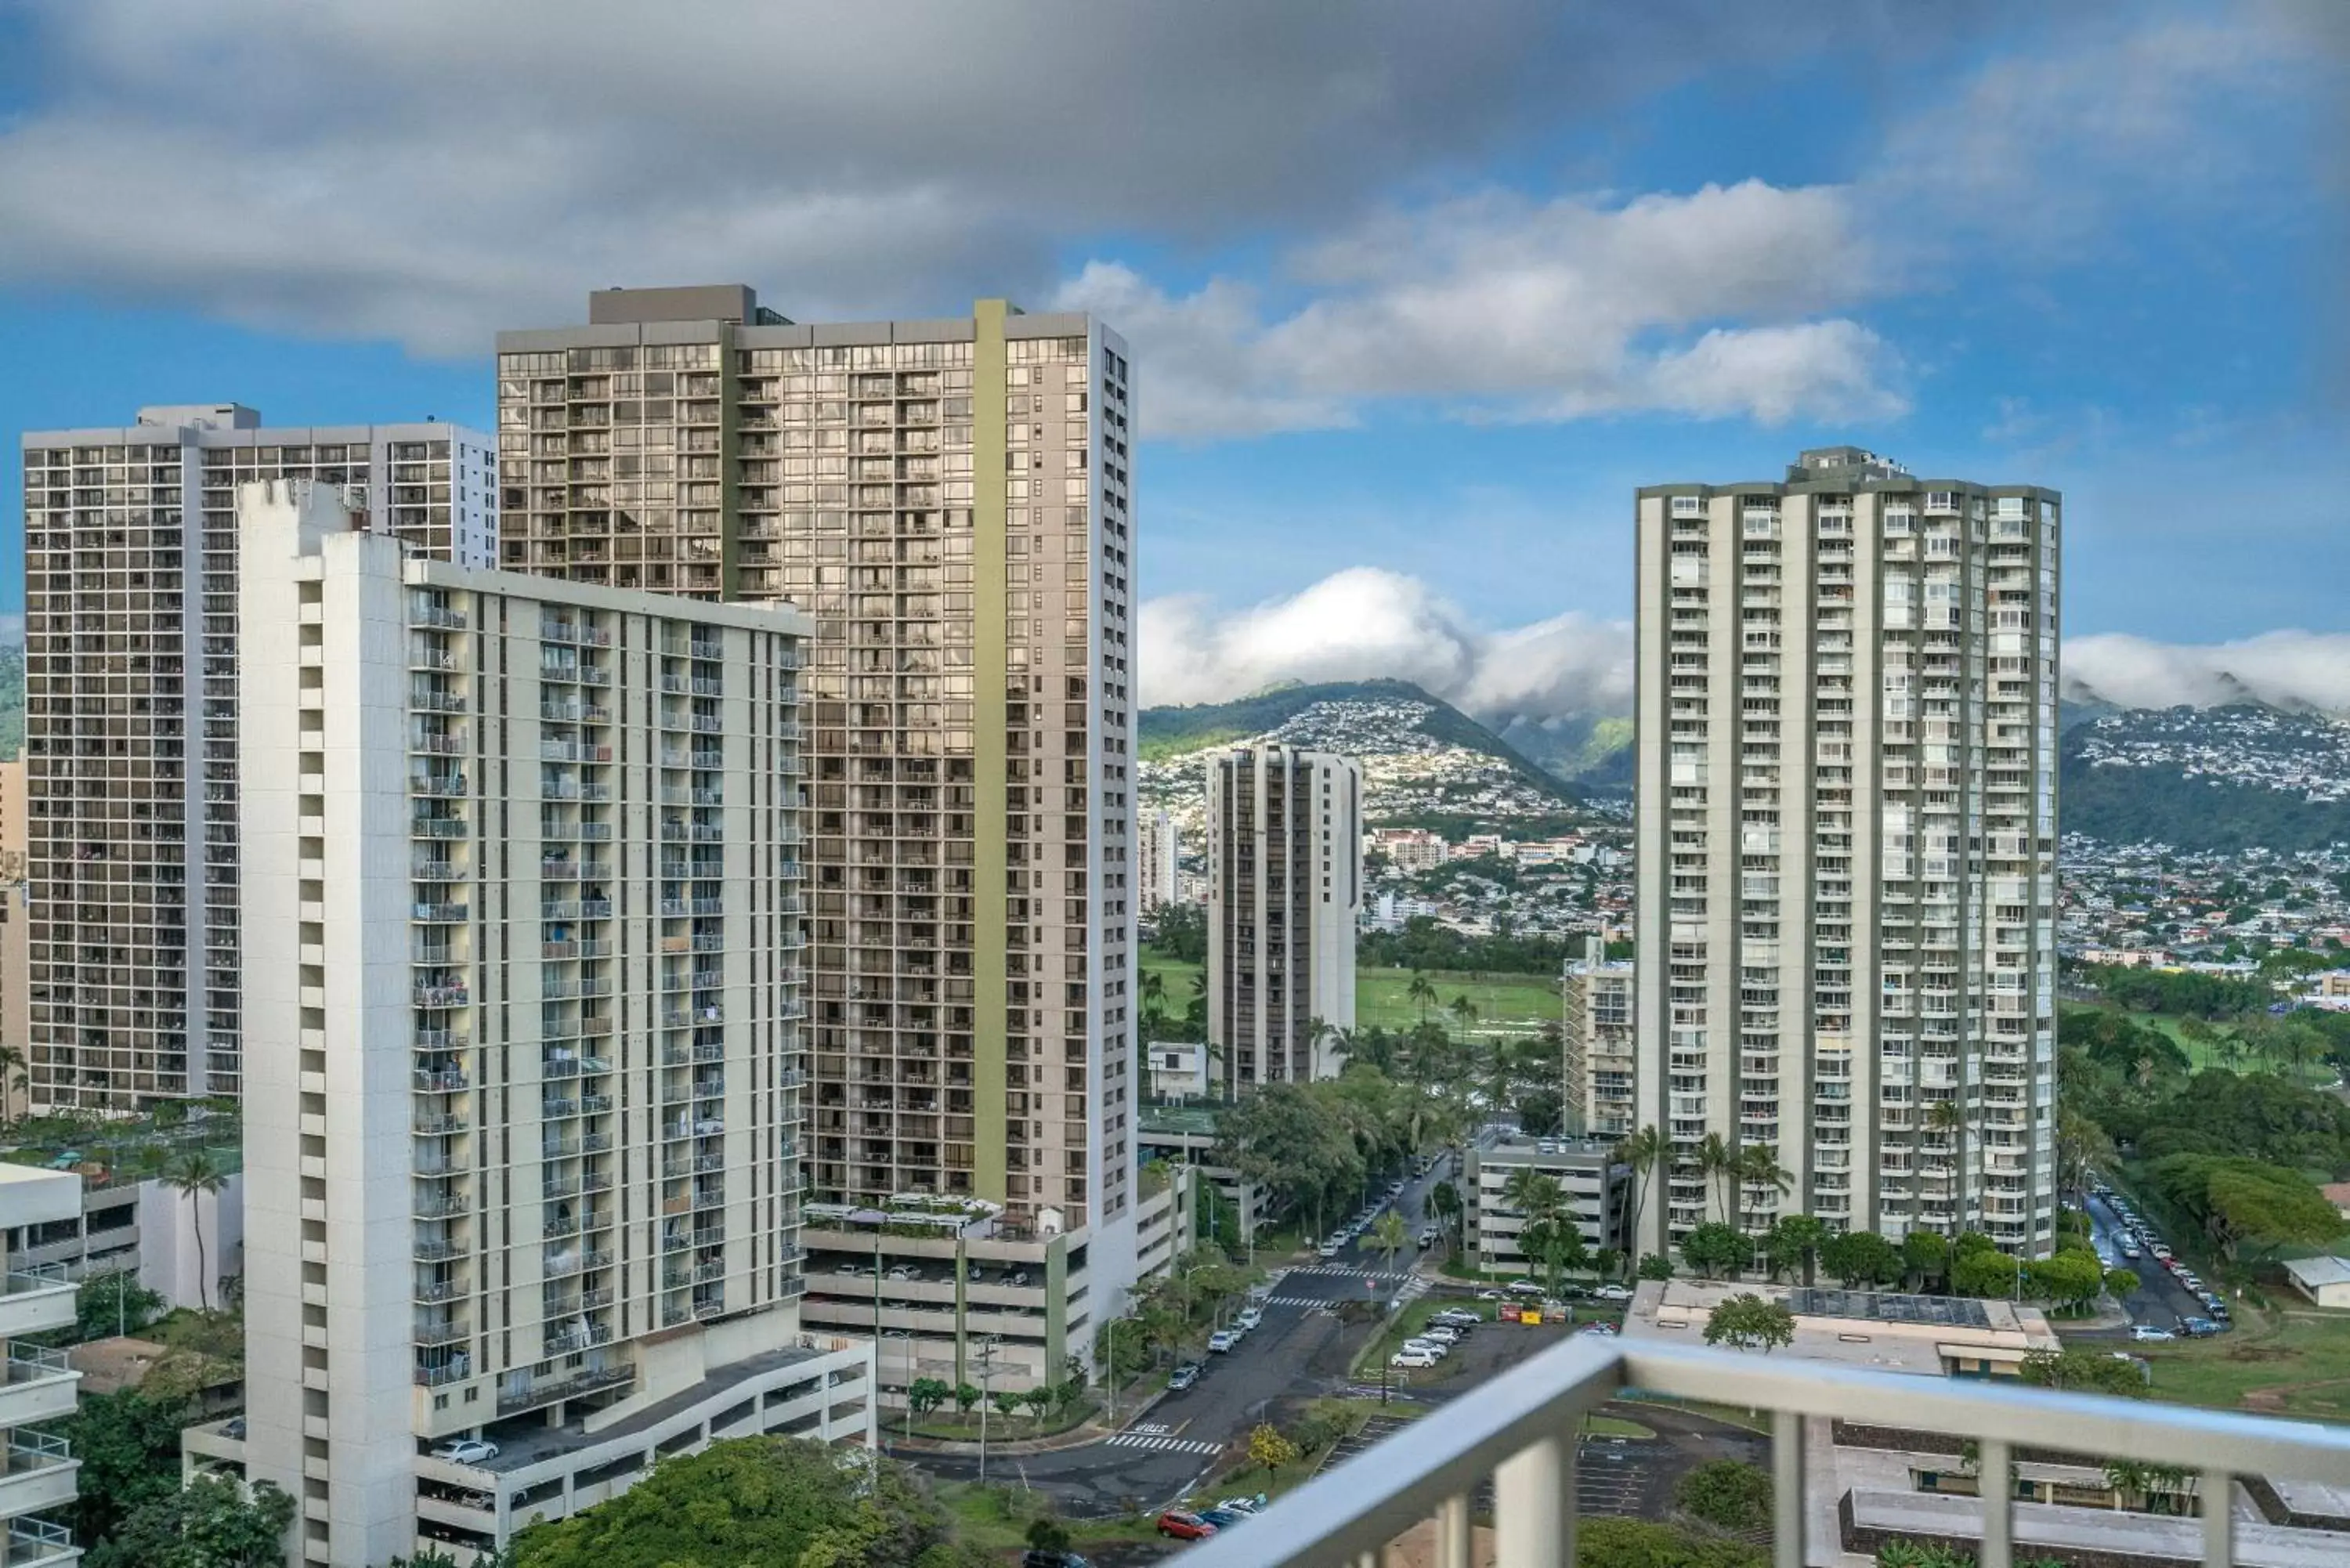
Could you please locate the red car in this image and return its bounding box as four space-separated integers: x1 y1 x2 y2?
1157 1511 1219 1541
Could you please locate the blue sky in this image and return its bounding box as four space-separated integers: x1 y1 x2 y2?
2 1 2343 719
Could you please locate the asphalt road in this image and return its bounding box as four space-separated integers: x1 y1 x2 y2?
906 1156 1461 1514
2083 1191 2223 1334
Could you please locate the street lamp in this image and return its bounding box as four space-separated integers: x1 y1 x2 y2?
973 1335 1000 1483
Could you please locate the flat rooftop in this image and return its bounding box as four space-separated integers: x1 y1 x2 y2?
1625 1280 2057 1376
478 1340 836 1475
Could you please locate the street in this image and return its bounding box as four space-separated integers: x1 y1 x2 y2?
2082 1191 2218 1333
905 1154 1459 1513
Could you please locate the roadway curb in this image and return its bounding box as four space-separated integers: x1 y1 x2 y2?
889 1386 1178 1458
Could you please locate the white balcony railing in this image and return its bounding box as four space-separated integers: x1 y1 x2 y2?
1176 1338 2350 1568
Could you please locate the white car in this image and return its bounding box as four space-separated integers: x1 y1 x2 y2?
1318 1240 1343 1259
1423 1326 1462 1345
2129 1325 2176 1343
1207 1329 1242 1353
1401 1337 1450 1358
1236 1306 1264 1331
1476 1288 1507 1301
432 1438 499 1465
1592 1284 1632 1302
1390 1348 1441 1369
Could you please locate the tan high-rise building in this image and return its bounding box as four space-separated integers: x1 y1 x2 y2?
222 480 870 1568
1562 938 1633 1140
496 288 1141 1390
17 406 494 1111
1206 744 1362 1093
1632 448 2059 1256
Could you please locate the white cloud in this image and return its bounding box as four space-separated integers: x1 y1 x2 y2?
1145 576 2350 727
1140 569 1631 726
2064 631 2350 714
1071 182 1904 437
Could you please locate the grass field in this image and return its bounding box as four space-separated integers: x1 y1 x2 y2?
1141 950 1560 1040
2082 1006 2339 1089
2129 1306 2350 1420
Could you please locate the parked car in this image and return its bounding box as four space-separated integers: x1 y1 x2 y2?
1390 1349 1441 1369
1023 1551 1093 1568
1592 1284 1632 1302
1156 1512 1218 1541
1401 1337 1450 1357
2205 1297 2232 1319
1207 1329 1242 1353
1432 1309 1482 1328
1198 1508 1253 1529
885 1264 918 1281
2180 1317 2223 1338
2129 1324 2175 1342
1215 1497 1267 1516
1423 1326 1462 1345
1318 1240 1343 1259
1476 1288 1508 1301
432 1438 499 1465
1578 1323 1618 1338
2120 1243 2142 1260
1166 1362 1202 1392
1507 1280 1546 1297
1418 1227 1440 1248
1236 1306 1264 1331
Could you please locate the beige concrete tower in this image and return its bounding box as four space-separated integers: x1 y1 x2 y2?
18 407 494 1112
1632 449 2059 1258
1206 743 1363 1093
496 289 1141 1396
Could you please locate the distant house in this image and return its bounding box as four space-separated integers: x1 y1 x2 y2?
2283 1255 2350 1310
2323 1183 2350 1223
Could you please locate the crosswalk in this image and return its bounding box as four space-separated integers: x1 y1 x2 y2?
1285 1264 1413 1281
1259 1294 1331 1310
1105 1429 1224 1456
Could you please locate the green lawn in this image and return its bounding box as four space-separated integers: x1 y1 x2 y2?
1141 950 1560 1039
2125 1306 2350 1421
935 1483 1159 1552
2088 1006 2337 1089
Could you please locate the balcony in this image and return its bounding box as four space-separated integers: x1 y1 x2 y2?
1179 1337 2350 1568
0 1269 76 1341
0 1434 76 1520
5 1517 76 1568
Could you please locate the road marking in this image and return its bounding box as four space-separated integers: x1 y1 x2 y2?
1262 1295 1331 1308
1105 1432 1223 1455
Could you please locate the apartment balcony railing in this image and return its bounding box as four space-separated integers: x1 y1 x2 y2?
1179 1338 2350 1568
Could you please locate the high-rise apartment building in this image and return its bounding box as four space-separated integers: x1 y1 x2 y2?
18 406 494 1112
1562 938 1633 1140
1206 744 1362 1093
229 481 870 1568
0 1163 83 1568
1632 448 2059 1255
496 287 1141 1389
1 761 28 1122
1137 809 1182 914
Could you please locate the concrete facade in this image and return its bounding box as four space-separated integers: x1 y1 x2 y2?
1461 1132 1625 1272
1206 744 1362 1093
495 289 1144 1374
1561 938 1632 1140
18 407 494 1112
1632 448 2059 1255
229 480 869 1568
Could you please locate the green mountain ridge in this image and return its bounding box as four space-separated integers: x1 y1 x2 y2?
1138 677 1578 802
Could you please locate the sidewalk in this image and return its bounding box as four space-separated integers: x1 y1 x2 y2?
888 1382 1176 1458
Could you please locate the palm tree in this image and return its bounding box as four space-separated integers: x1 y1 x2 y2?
1694 1132 1736 1225
1447 995 1480 1045
1368 1211 1412 1274
1613 1125 1665 1279
1138 969 1167 1041
1735 1143 1793 1230
1501 1167 1567 1222
165 1148 230 1311
1406 971 1438 1028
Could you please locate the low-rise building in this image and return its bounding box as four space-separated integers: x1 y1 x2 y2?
0 1164 84 1568
1135 1104 1278 1256
2283 1255 2350 1309
1623 1279 2061 1377
1461 1132 1625 1273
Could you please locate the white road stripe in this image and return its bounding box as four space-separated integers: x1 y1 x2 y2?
1105 1432 1221 1455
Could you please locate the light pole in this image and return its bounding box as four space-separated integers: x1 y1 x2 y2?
974 1335 999 1483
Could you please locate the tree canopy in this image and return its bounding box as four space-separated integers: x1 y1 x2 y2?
511 1438 989 1568
1703 1293 1795 1353
2144 1154 2345 1260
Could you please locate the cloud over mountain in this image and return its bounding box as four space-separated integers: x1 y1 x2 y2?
2064 630 2350 714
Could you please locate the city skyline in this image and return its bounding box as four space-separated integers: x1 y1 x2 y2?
0 2 2343 737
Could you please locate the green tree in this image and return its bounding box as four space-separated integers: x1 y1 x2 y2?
61 1387 193 1546
1734 1143 1793 1227
1674 1458 1773 1528
1025 1517 1072 1555
1406 970 1439 1026
164 1148 230 1310
906 1377 950 1416
85 1474 295 1568
1679 1222 1746 1281
953 1383 981 1414
2018 1346 2148 1398
1765 1215 1828 1287
2146 1153 2345 1262
1900 1230 1950 1293
1636 1252 1676 1281
1950 1248 2019 1299
1577 1518 1766 1568
1427 1180 1463 1252
510 1437 989 1568
1702 1293 1795 1353
2105 1266 2142 1300
1694 1133 1737 1225
71 1268 166 1342
1818 1230 1902 1289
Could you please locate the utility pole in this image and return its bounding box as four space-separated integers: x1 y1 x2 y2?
974 1335 1000 1483
1103 1317 1120 1427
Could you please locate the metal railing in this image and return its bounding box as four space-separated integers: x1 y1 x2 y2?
1175 1338 2350 1568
